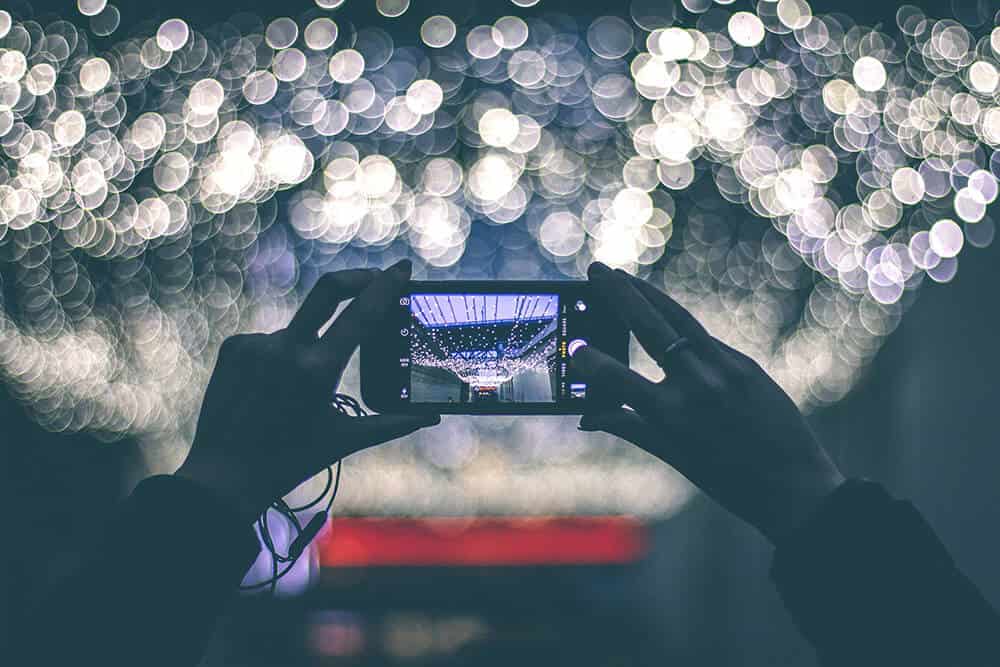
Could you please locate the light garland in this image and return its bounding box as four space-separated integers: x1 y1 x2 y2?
410 294 558 386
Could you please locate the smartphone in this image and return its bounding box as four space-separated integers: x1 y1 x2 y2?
361 281 629 415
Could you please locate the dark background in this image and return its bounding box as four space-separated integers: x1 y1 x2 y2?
4 1 999 665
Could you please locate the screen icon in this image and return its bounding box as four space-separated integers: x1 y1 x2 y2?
575 299 587 312
570 383 587 398
567 338 588 357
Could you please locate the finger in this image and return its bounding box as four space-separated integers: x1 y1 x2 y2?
571 345 677 417
590 265 710 380
331 413 441 459
287 269 378 341
624 274 713 345
579 407 695 476
589 263 681 350
586 262 629 328
712 337 765 378
624 274 742 373
579 408 653 444
321 258 412 373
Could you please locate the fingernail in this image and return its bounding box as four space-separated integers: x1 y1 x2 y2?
390 258 412 272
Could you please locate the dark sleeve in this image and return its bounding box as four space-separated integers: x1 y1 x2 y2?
19 474 260 667
771 479 1000 666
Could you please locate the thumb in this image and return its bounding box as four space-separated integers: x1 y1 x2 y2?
571 346 662 415
581 409 694 477
334 413 442 458
579 408 652 445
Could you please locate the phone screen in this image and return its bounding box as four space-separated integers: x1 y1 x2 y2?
362 281 624 414
407 291 581 405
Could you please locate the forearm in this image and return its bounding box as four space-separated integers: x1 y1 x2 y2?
21 475 260 667
771 480 1000 666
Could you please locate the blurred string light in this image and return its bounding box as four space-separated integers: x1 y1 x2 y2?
0 0 998 517
409 294 558 385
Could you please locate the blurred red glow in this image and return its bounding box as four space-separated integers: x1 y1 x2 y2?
317 516 647 567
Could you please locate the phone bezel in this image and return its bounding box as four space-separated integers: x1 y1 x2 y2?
360 280 628 415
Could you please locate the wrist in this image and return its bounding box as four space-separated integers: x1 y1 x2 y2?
763 470 847 545
174 456 263 525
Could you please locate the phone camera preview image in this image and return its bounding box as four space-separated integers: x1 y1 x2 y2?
407 294 561 405
361 281 623 414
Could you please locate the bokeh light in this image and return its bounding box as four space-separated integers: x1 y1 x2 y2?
0 0 997 517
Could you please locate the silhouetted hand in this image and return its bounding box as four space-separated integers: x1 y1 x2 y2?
574 263 845 544
176 260 438 523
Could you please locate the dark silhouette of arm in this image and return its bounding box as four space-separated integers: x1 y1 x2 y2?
771 479 1000 666
17 265 437 666
21 475 259 667
574 265 999 664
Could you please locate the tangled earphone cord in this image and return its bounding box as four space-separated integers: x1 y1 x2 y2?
239 393 361 594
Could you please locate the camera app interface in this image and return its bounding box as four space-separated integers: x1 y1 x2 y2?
400 293 589 405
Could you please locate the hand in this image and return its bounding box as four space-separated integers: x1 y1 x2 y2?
573 263 845 544
176 260 439 523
